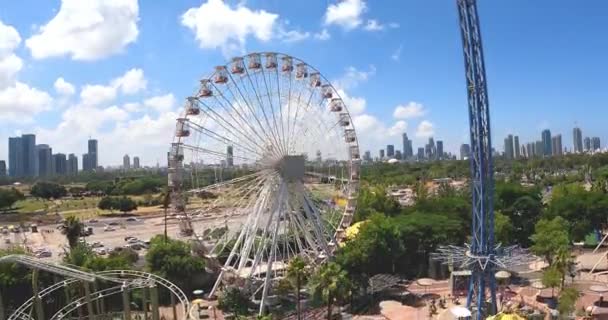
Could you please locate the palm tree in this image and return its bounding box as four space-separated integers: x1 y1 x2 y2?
287 256 309 320
309 262 351 320
61 216 83 248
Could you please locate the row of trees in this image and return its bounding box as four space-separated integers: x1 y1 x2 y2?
97 196 138 213
0 188 24 213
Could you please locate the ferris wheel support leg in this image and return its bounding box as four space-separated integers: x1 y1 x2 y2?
0 289 5 320
259 184 286 316
171 294 178 320
84 282 95 320
32 269 44 320
150 286 160 320
143 287 149 320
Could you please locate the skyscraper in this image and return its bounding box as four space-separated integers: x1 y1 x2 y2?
82 154 91 171
8 136 23 177
541 129 552 157
592 137 601 151
0 161 6 177
123 154 131 170
386 145 395 158
36 144 53 177
402 133 413 159
395 150 402 160
363 151 371 161
573 127 583 153
21 134 37 177
553 134 563 156
460 144 471 160
88 139 98 169
584 137 591 151
417 147 425 160
427 138 436 160
68 154 78 175
379 149 385 159
133 156 141 169
526 143 534 158
436 140 444 160
504 135 514 160
53 153 67 175
514 136 520 159
535 141 543 157
226 145 234 167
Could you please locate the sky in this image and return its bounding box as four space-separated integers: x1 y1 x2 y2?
0 0 607 166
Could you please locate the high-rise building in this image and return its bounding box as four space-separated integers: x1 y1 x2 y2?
417 147 425 160
460 144 471 160
427 138 436 160
504 135 514 160
8 136 23 177
553 134 563 156
584 137 591 151
226 145 234 167
68 154 78 175
535 141 543 157
363 151 371 161
436 140 444 160
82 154 91 171
0 161 6 177
133 156 141 169
21 134 37 177
573 127 583 153
514 136 520 159
395 150 402 160
402 133 413 159
526 143 534 158
379 149 385 159
315 150 322 163
386 145 395 158
53 153 67 175
123 154 131 170
592 137 601 151
36 144 53 177
88 139 98 169
541 129 552 157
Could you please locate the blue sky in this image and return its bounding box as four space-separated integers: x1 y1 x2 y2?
0 0 606 166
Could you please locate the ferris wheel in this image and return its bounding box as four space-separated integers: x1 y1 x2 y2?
168 52 360 314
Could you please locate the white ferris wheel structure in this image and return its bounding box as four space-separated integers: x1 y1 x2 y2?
167 52 361 314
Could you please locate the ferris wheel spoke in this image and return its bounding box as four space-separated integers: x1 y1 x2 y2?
193 98 274 160
185 119 267 159
249 68 286 154
229 72 287 157
181 143 258 162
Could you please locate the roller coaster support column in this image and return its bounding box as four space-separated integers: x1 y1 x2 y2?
32 269 44 320
94 281 104 315
143 287 149 320
150 285 160 320
122 285 131 320
171 294 178 320
0 289 5 320
84 282 95 320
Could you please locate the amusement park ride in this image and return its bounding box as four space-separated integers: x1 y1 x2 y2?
0 1 536 319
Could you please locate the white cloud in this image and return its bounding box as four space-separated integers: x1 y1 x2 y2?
79 68 146 106
80 84 117 106
393 102 426 119
0 20 23 88
324 0 366 30
0 82 53 122
363 19 384 31
25 0 139 60
111 68 146 94
144 93 176 112
314 29 331 40
388 22 400 29
279 29 310 43
334 65 376 90
181 0 278 56
388 120 407 136
416 120 435 138
123 102 142 112
391 44 402 61
54 77 75 96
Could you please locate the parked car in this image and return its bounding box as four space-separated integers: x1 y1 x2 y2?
35 251 52 258
125 217 139 222
94 248 107 255
89 219 99 223
91 241 104 248
124 236 137 242
108 221 120 226
104 226 115 232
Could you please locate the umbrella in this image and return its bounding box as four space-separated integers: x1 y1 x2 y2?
495 271 511 280
450 306 471 319
417 278 435 286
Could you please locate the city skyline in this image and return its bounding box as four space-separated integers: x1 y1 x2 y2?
0 1 606 166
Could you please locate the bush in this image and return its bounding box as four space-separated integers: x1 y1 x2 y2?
98 196 138 213
30 182 67 200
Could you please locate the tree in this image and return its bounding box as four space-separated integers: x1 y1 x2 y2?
0 188 24 213
494 212 514 245
542 267 561 298
287 256 309 320
98 196 137 214
30 182 67 200
309 262 351 320
217 287 250 316
61 216 83 248
558 287 579 318
530 217 570 266
145 235 205 293
117 196 137 213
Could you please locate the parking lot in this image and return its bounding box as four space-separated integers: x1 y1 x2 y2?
0 211 247 263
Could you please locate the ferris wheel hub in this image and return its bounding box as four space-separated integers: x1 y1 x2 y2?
275 155 305 181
